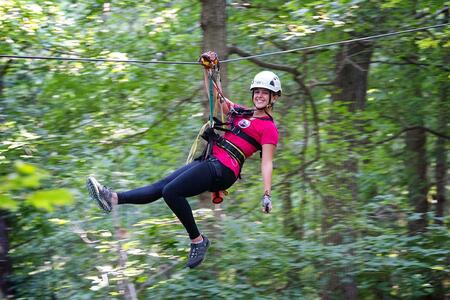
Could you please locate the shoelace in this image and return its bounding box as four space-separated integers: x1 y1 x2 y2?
190 245 199 258
190 242 207 258
100 186 112 201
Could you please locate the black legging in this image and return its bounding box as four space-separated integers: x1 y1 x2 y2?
117 158 236 239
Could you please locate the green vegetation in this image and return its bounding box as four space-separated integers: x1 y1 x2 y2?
1 0 448 299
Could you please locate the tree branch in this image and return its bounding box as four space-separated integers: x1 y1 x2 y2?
227 45 302 76
228 2 281 13
136 262 182 294
371 60 446 69
307 80 335 88
374 126 450 145
0 59 12 97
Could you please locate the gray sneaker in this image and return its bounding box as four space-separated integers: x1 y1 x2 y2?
186 235 210 269
86 176 113 213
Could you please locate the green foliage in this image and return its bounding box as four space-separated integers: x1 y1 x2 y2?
1 0 448 299
0 161 73 211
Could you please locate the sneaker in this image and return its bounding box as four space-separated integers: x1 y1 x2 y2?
186 235 210 269
86 176 113 213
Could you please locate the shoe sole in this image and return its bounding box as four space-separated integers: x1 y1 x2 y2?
86 176 111 213
187 238 210 269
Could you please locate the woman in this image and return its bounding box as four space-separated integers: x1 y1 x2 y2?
87 70 281 269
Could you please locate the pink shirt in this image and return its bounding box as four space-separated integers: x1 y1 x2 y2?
212 106 279 177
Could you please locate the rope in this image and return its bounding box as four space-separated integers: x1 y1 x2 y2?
186 122 210 164
186 56 223 164
1 24 447 66
208 73 215 124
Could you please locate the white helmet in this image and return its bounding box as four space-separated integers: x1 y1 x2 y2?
250 71 282 95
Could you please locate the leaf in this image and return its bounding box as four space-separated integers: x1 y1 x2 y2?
15 161 38 175
123 267 144 277
48 218 71 225
416 37 439 50
430 265 446 271
26 189 74 212
0 194 18 210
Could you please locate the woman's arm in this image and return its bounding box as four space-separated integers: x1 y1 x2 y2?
219 96 234 115
261 144 276 196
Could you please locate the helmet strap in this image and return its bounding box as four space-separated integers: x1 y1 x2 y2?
264 108 274 120
267 93 272 108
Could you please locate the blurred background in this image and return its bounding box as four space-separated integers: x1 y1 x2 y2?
0 0 448 299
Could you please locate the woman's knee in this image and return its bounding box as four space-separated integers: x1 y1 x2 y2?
161 184 177 204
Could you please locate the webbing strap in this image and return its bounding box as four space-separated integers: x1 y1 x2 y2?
208 74 214 124
215 137 246 166
229 126 261 151
212 117 262 151
201 128 246 166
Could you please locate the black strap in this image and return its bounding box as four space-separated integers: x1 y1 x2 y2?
201 110 271 167
201 128 246 166
229 125 261 151
215 137 246 166
212 117 262 151
229 106 254 117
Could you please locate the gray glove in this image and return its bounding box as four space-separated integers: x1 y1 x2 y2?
261 193 272 214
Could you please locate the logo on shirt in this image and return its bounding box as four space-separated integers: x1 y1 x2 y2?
238 119 251 129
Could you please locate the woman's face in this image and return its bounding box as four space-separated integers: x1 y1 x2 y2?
252 88 273 110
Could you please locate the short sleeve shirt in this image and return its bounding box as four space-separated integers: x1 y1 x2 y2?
212 104 279 177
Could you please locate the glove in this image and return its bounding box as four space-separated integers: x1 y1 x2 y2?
261 193 272 214
199 51 219 68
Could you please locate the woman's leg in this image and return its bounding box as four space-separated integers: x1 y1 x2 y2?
161 161 214 239
87 159 235 269
116 161 202 205
115 159 235 240
116 160 215 239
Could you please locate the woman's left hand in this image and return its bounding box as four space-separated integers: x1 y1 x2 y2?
261 193 272 213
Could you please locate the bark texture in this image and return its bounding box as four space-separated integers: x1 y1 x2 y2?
0 213 11 298
434 10 449 225
200 0 228 89
321 41 373 300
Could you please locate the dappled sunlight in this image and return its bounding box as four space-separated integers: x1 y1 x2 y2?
1 0 448 299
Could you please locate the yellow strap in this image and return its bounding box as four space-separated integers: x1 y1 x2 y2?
186 121 210 164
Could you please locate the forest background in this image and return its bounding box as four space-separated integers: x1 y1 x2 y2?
0 0 449 299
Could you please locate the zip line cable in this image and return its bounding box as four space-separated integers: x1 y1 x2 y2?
222 23 449 63
0 55 198 65
0 23 448 65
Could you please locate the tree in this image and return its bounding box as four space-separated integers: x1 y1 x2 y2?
1 0 449 298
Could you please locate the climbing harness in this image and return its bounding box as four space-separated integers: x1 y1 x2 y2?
191 52 269 204
202 115 263 168
189 51 279 204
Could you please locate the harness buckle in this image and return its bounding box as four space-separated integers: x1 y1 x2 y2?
231 126 241 136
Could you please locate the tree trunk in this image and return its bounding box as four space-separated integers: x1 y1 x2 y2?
434 88 447 225
435 10 448 225
198 0 228 207
0 212 12 298
0 61 11 98
0 62 12 298
280 178 297 236
200 0 228 89
404 28 429 235
405 127 429 231
321 41 373 300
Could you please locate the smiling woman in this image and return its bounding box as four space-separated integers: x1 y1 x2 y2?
86 52 282 269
